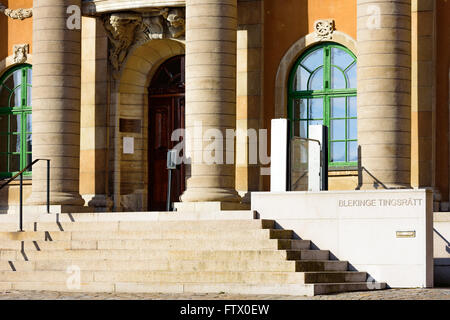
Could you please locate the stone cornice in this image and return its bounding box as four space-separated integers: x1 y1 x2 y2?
82 0 185 16
0 2 33 20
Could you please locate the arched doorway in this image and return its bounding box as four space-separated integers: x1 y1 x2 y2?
148 55 185 211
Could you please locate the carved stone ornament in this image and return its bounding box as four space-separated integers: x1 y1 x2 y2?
13 44 29 64
0 2 32 20
314 19 335 41
103 8 185 79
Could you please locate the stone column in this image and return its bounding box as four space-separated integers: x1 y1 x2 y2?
357 0 412 188
180 0 241 203
28 0 84 206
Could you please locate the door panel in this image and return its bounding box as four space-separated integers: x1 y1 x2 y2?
148 95 185 211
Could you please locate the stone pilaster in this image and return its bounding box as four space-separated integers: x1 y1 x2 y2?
357 0 412 188
180 0 241 203
28 0 84 206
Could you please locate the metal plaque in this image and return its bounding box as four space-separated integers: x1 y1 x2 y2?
119 118 141 133
396 231 416 238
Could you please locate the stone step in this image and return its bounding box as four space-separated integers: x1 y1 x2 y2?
294 260 348 272
0 211 257 224
0 270 367 284
2 259 348 273
2 258 346 273
0 229 294 241
0 238 311 251
303 271 367 283
1 259 350 273
0 281 387 296
0 219 275 232
1 249 329 262
312 282 387 295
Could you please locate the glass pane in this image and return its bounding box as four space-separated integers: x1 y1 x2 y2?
0 86 10 107
346 63 357 89
9 154 20 172
1 73 14 90
347 119 357 140
309 67 323 90
12 70 22 87
348 96 357 117
293 66 309 91
331 119 345 140
26 86 31 106
331 67 346 89
331 47 354 70
10 114 21 133
302 48 324 71
299 121 307 138
331 97 346 118
348 141 358 162
26 114 32 132
293 99 307 119
27 69 32 85
26 133 32 152
10 134 21 152
309 98 323 119
0 114 7 133
10 87 22 107
26 153 32 171
0 134 6 153
331 141 346 162
0 154 6 173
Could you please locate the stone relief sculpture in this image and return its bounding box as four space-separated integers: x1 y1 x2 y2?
13 44 29 64
103 13 142 79
314 19 335 41
161 8 186 39
103 8 185 79
0 2 32 20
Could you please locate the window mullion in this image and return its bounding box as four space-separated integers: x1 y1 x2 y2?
327 96 332 164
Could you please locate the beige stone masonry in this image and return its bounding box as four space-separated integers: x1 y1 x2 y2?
357 0 412 188
180 0 241 203
28 0 84 206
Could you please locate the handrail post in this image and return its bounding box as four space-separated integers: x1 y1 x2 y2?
19 172 23 232
356 145 362 190
47 159 50 214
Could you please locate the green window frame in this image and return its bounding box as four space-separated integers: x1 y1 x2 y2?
288 42 357 168
0 64 32 178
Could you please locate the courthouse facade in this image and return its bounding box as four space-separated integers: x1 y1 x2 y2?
0 0 449 212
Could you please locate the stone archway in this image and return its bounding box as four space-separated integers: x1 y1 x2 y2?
274 30 357 118
115 39 185 211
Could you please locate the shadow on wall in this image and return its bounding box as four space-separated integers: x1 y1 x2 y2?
434 228 450 287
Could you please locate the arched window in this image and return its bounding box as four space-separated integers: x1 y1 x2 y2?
288 43 357 167
0 64 32 177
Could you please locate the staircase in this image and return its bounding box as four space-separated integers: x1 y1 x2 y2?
0 211 386 296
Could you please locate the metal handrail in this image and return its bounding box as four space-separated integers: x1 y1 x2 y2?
0 159 50 231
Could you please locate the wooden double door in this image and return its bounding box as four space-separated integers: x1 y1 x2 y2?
147 55 186 211
148 94 185 211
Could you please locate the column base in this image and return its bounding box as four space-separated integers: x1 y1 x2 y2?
26 191 85 206
180 188 242 203
174 201 250 212
86 194 114 212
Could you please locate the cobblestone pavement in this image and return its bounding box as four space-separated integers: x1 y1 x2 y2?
1 288 450 300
